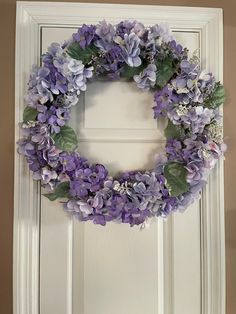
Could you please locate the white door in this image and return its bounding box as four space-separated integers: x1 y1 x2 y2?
14 3 225 314
39 27 200 314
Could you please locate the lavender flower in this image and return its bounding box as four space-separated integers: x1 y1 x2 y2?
132 172 163 212
131 22 145 38
160 197 178 216
185 161 203 186
59 152 88 173
18 139 45 171
70 164 108 198
164 57 216 108
73 24 97 49
153 85 176 118
97 45 124 78
31 125 53 150
179 58 197 75
176 180 206 212
25 66 53 107
43 42 94 99
37 105 71 134
168 40 184 58
134 64 156 90
167 105 214 134
133 172 161 198
122 33 142 67
66 59 94 94
116 20 136 38
166 139 183 162
33 168 57 184
65 199 94 222
42 146 61 167
149 23 174 44
95 20 115 51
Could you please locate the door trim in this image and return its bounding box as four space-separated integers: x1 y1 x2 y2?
14 2 225 314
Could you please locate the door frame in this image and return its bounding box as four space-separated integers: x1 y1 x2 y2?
14 2 225 314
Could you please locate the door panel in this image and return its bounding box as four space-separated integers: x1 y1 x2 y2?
40 26 201 314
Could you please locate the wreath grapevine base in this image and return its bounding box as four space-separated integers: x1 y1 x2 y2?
18 20 226 227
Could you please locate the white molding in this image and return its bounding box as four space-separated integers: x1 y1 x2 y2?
200 9 225 314
14 2 225 314
14 4 41 314
201 159 225 314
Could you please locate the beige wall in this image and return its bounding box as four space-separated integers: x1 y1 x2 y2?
0 0 235 313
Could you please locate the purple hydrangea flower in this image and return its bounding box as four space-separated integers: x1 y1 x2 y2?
180 60 199 79
185 161 203 186
95 20 116 51
59 152 88 174
176 180 206 212
70 164 108 198
132 172 163 212
25 66 54 107
133 172 162 198
134 64 156 90
131 22 145 38
170 66 215 105
152 86 176 118
41 42 94 101
33 168 57 184
96 20 115 42
73 24 97 49
149 23 174 44
166 139 183 162
65 199 94 218
122 33 141 67
116 20 136 38
66 59 93 94
31 125 53 150
18 139 45 171
160 196 178 216
97 45 124 79
168 40 184 58
167 105 214 134
37 105 71 134
42 146 61 167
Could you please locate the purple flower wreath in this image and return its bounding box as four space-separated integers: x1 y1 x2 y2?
18 20 226 227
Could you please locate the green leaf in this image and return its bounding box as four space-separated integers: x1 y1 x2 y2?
121 63 146 78
67 42 98 64
23 106 38 123
204 84 225 109
52 125 78 152
164 162 189 197
156 57 176 89
43 182 70 201
164 119 183 140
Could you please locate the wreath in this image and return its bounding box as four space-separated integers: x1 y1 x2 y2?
18 20 226 227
